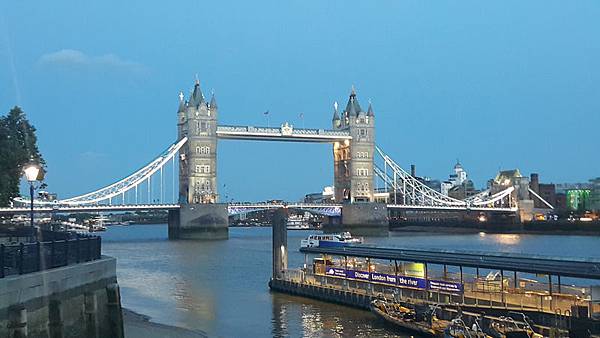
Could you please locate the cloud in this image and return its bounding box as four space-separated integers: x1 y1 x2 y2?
38 49 145 72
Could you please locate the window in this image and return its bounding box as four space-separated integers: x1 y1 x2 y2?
359 129 367 136
356 151 369 159
196 146 210 155
357 168 369 176
195 165 210 174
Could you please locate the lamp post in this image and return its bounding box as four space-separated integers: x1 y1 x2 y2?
24 164 40 237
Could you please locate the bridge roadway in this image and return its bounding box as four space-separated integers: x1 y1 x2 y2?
300 245 600 280
0 202 517 215
216 125 352 142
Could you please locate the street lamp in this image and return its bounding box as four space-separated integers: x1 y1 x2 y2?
24 164 40 234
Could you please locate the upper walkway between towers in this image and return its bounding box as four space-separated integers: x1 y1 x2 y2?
216 124 352 142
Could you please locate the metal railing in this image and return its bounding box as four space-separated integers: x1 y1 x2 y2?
0 235 102 278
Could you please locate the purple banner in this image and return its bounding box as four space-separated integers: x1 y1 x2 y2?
319 268 441 291
345 270 370 281
370 272 398 285
427 280 463 293
397 275 427 289
325 267 346 278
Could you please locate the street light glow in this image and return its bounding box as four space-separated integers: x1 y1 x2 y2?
24 165 40 182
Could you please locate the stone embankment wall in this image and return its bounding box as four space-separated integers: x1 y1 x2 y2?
0 256 123 338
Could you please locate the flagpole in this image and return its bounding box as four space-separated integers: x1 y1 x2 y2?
264 111 270 127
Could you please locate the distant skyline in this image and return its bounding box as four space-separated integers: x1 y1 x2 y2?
1 1 599 201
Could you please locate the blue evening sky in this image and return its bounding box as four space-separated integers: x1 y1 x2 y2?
1 1 599 202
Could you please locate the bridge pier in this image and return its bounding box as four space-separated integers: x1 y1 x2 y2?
168 204 229 240
323 202 388 236
272 208 288 280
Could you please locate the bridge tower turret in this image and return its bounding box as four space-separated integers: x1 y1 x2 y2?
332 87 375 203
179 79 218 204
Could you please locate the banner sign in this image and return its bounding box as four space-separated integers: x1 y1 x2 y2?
370 272 398 286
325 267 346 278
320 267 457 292
427 280 463 293
345 270 370 281
397 275 427 289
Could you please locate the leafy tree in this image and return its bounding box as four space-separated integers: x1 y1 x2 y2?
0 106 45 206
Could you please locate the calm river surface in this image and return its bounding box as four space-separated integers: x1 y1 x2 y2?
99 225 600 337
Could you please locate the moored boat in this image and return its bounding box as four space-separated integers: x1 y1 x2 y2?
486 315 543 338
370 299 448 337
370 299 494 338
300 232 362 248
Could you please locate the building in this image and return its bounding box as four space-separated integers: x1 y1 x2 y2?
332 88 375 202
304 187 335 203
590 178 600 212
448 180 478 200
440 161 469 196
529 173 557 209
566 189 591 212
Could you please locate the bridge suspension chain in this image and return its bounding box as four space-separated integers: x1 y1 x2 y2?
15 137 188 206
374 146 516 209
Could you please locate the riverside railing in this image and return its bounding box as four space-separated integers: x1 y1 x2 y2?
0 235 102 278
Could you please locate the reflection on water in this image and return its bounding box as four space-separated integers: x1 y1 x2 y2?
494 234 521 245
100 225 600 337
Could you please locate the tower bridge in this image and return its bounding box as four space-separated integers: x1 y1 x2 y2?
6 79 532 239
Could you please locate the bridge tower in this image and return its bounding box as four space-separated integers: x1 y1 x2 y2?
332 88 375 203
170 79 228 240
329 88 387 235
178 80 218 204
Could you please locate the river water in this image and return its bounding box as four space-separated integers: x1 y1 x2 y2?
99 225 600 337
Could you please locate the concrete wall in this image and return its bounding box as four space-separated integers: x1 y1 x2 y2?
323 203 388 236
341 203 388 226
0 256 120 338
168 203 229 240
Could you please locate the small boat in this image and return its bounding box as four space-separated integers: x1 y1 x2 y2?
486 315 543 338
300 232 362 248
371 299 494 338
370 299 449 337
445 318 490 338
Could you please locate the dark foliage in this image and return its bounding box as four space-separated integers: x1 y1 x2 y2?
0 106 45 206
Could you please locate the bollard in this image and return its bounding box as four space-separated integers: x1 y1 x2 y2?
84 292 99 338
48 299 64 338
8 304 28 338
106 283 124 338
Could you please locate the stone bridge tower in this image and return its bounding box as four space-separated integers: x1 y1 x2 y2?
332 88 375 203
171 79 228 240
177 80 219 204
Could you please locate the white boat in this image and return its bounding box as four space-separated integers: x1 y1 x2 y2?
287 215 310 230
300 232 363 248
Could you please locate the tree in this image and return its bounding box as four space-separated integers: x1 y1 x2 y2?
0 106 45 206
